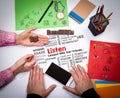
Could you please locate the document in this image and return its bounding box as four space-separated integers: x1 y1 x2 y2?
33 35 88 71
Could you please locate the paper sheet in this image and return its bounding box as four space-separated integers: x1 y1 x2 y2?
15 0 69 30
88 40 120 82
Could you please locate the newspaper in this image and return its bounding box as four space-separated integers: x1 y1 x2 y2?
33 35 88 71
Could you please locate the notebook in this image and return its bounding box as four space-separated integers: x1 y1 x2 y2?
69 0 95 23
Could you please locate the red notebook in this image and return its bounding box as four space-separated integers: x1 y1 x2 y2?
88 40 120 82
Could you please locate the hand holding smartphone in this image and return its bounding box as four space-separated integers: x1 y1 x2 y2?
45 62 73 86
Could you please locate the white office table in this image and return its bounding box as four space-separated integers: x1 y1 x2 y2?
0 0 120 98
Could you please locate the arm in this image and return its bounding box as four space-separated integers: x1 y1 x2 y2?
0 54 36 88
27 65 56 98
0 28 48 47
27 94 42 98
63 65 100 98
27 89 99 98
0 68 14 88
81 88 100 98
0 29 16 47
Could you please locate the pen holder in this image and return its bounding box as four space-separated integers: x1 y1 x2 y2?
88 13 109 36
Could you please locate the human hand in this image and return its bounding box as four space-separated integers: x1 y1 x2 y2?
11 54 36 75
27 65 56 97
63 65 92 96
16 27 48 46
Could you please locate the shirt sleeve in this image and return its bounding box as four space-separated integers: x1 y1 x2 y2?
27 94 42 98
81 88 100 98
0 67 15 88
0 29 17 47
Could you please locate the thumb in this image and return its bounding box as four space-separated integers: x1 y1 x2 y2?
45 85 56 96
25 27 37 34
63 86 76 94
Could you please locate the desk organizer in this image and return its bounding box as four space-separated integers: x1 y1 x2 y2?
88 13 109 36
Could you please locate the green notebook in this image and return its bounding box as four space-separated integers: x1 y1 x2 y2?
15 0 69 30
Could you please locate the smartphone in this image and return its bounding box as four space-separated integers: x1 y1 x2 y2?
45 62 73 86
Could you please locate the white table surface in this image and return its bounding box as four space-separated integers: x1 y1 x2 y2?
0 0 120 98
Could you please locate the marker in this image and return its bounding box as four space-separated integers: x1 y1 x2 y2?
38 0 53 23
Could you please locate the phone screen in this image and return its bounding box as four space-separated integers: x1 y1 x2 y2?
45 62 72 85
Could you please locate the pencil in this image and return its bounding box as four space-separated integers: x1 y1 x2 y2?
38 0 53 23
93 6 100 22
106 12 113 19
95 12 113 25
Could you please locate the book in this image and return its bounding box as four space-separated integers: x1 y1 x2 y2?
69 0 95 23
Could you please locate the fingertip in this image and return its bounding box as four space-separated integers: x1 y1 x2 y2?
77 64 81 67
63 85 67 89
41 67 43 72
25 54 33 59
77 64 82 70
81 66 86 71
31 27 37 31
78 64 83 69
70 70 73 74
51 84 57 91
36 64 39 68
63 86 71 91
53 84 57 88
33 55 36 62
46 84 57 95
34 65 38 70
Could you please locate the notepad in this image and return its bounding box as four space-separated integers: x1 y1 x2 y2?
69 0 95 23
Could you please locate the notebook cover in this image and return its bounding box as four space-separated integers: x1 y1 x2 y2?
69 0 95 23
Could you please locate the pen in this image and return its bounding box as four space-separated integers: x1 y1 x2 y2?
38 0 53 23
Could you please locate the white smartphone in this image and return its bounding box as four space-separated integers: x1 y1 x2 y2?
45 62 73 86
